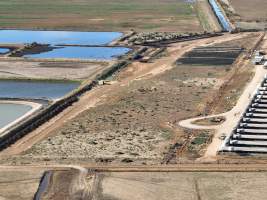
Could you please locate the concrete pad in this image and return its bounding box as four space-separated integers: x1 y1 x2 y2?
258 91 267 95
254 99 267 103
230 140 267 146
233 134 267 140
240 123 267 128
256 95 267 99
222 146 267 153
258 87 267 90
251 103 267 108
237 129 267 134
245 113 267 118
249 108 267 113
243 118 267 123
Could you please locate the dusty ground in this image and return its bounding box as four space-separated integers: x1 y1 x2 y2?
0 168 43 200
7 166 267 200
0 33 256 166
3 166 267 200
229 0 267 21
94 171 267 200
0 0 202 32
0 60 110 81
225 0 267 30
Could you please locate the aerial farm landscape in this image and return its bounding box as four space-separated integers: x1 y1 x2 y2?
1 0 267 199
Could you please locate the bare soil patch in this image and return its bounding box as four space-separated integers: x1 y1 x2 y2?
0 60 110 81
229 0 267 21
33 169 267 200
226 0 267 30
0 169 43 200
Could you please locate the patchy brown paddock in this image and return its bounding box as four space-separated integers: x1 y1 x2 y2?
226 0 267 30
0 0 202 32
0 60 111 81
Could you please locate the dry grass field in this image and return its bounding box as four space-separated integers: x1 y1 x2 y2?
93 171 267 200
229 0 267 21
0 60 110 81
0 169 43 200
3 169 267 200
226 0 267 30
0 0 202 32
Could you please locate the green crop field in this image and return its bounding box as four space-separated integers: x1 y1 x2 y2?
0 0 202 32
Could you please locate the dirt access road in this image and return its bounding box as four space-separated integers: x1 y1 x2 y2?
0 33 252 158
179 33 267 161
4 163 267 172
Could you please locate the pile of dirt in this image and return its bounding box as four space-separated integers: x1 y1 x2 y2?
10 43 54 57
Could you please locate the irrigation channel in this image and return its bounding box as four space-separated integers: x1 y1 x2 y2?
208 0 232 32
0 30 131 149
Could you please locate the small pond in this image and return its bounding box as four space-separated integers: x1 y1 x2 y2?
0 80 80 100
0 48 9 54
0 103 32 129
